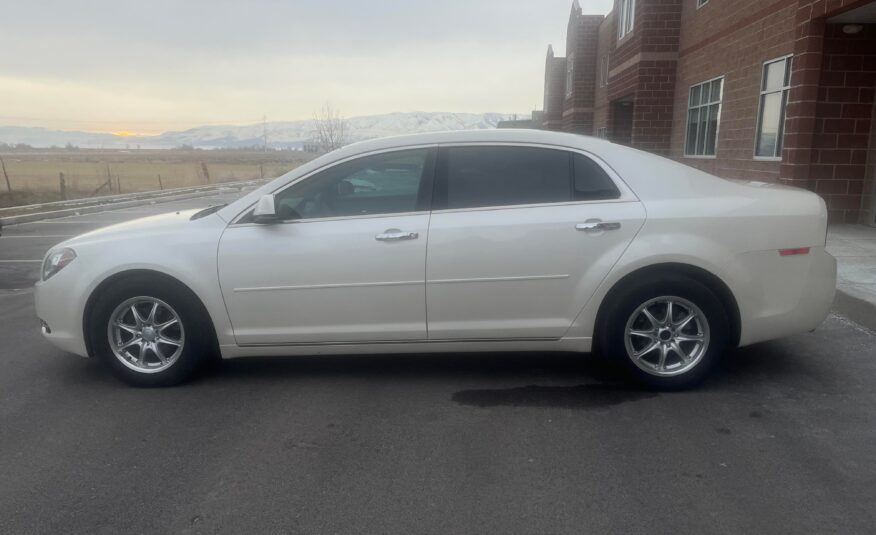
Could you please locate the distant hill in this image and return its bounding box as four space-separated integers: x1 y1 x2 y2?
0 112 527 150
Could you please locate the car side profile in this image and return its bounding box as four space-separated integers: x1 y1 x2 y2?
34 129 837 389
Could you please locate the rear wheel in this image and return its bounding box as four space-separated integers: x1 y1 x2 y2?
601 275 729 390
90 278 213 387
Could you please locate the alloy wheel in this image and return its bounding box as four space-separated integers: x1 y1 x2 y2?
623 296 710 377
107 296 185 374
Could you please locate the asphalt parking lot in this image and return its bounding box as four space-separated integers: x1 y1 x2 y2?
1 192 876 534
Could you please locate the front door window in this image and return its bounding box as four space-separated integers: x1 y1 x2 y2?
274 149 430 220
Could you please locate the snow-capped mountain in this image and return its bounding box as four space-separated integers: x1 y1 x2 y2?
0 112 527 150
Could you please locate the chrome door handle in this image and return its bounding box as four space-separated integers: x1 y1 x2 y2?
576 221 621 232
375 230 419 241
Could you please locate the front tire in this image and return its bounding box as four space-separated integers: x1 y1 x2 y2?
90 277 213 387
601 275 729 390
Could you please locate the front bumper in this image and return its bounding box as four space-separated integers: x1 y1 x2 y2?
34 265 90 357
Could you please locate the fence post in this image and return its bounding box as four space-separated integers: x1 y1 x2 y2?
0 155 12 203
59 172 66 200
105 163 113 194
157 174 164 190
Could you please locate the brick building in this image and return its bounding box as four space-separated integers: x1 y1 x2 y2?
540 0 876 225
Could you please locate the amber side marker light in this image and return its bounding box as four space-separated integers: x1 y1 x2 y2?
779 247 811 256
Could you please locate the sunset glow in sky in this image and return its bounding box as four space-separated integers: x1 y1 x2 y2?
0 0 613 134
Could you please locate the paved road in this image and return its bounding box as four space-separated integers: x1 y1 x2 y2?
1 193 875 534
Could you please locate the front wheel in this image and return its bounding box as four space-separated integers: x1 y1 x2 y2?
90 278 213 387
601 276 729 390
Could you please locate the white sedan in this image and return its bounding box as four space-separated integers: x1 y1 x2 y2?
34 130 836 389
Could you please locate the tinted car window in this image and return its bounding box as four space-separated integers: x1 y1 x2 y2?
443 146 571 209
274 149 429 220
573 153 621 201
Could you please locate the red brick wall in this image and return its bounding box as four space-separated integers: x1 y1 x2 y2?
543 0 876 223
594 12 616 136
609 0 682 154
543 51 567 131
564 14 603 133
781 0 876 223
630 59 678 154
809 23 876 223
671 0 797 179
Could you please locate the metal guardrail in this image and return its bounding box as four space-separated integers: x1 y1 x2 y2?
0 178 267 216
0 178 270 227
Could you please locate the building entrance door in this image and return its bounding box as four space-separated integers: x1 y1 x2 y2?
868 99 876 227
611 99 633 145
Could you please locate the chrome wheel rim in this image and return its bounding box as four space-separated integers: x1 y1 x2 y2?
624 296 710 377
107 297 185 374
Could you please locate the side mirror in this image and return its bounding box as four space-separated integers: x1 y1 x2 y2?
252 194 279 224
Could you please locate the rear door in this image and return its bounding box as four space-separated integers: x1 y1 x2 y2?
425 144 645 340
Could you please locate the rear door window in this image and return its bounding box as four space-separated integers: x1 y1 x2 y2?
438 146 572 210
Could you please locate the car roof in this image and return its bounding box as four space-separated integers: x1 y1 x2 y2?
335 128 614 154
217 129 737 222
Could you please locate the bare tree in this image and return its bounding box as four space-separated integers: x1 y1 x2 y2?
312 103 348 153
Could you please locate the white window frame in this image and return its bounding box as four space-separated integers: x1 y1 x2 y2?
599 54 610 87
696 0 709 8
684 76 724 159
566 54 575 98
754 55 793 161
618 0 635 39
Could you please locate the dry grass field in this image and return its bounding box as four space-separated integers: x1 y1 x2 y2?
0 149 315 207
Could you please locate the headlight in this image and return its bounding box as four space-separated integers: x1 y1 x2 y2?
42 247 77 281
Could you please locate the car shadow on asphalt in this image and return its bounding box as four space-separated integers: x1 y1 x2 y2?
56 340 809 409
210 341 804 402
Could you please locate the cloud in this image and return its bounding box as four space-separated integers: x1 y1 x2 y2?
0 0 613 131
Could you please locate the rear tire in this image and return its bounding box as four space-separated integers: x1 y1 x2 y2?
600 275 729 390
89 277 213 387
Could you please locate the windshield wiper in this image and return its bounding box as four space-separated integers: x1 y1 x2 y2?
190 204 227 220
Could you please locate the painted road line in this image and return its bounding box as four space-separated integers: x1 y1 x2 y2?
0 260 43 263
14 220 117 225
0 235 75 239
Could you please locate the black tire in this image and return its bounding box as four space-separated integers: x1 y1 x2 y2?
599 274 729 390
89 276 214 387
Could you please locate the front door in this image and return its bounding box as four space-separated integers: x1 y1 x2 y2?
218 147 435 345
426 144 645 340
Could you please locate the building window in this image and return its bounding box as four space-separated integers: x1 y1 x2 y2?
685 77 723 157
755 56 792 159
599 54 609 87
566 54 575 98
618 0 635 39
596 127 608 139
696 0 709 8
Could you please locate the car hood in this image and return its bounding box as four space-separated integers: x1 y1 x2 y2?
60 209 204 248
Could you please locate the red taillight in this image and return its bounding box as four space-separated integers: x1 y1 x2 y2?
779 247 811 256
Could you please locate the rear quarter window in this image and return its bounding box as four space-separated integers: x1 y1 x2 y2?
573 153 620 201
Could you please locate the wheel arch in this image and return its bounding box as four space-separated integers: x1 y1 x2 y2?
82 269 219 357
593 262 741 352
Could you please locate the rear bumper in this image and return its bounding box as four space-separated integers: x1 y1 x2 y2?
737 247 836 347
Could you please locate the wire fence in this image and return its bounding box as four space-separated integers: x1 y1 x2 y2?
0 152 310 208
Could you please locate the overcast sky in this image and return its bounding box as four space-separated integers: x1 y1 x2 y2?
0 0 613 134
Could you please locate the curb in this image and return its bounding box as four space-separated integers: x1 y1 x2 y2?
0 181 264 226
833 287 876 333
